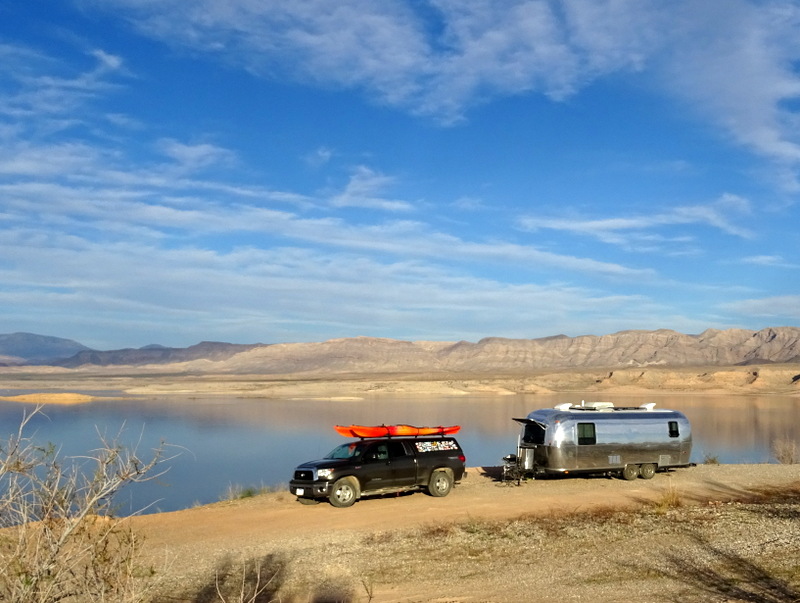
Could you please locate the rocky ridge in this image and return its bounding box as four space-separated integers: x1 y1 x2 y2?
3 327 800 375
176 327 800 374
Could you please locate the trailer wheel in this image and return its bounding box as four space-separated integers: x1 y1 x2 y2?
329 477 359 507
622 464 639 481
639 463 656 480
427 469 453 497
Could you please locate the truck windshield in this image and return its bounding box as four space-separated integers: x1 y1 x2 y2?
325 442 369 459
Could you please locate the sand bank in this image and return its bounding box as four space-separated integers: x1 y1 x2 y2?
0 392 97 405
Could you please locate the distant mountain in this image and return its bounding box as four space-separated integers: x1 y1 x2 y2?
52 341 262 367
179 327 800 375
4 327 800 373
0 332 92 365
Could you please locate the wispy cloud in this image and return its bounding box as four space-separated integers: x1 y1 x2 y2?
329 166 414 211
518 194 754 250
741 255 798 268
97 0 800 187
304 146 334 167
723 295 800 320
156 138 237 172
0 38 657 350
660 1 800 188
0 43 126 131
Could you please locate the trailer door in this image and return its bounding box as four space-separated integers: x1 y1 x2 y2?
574 422 603 470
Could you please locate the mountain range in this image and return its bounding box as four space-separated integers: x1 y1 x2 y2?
1 327 799 373
0 333 259 367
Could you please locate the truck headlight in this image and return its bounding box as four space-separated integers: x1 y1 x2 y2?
317 468 334 479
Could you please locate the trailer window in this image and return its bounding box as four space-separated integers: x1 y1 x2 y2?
668 421 679 438
577 423 596 446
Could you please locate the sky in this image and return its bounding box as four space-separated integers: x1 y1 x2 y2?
1 0 799 350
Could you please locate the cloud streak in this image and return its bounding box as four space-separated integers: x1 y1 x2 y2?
518 194 754 250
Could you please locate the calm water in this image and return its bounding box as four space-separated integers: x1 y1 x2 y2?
0 393 798 514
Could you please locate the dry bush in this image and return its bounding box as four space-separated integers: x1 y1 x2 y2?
182 553 288 603
650 483 684 513
772 437 799 464
0 406 171 603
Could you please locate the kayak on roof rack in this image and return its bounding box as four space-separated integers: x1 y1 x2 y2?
334 424 461 438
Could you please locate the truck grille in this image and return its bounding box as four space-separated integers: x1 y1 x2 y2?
294 469 313 481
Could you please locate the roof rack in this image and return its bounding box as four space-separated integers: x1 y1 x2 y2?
554 401 657 412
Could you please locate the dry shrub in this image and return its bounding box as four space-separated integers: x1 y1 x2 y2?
311 577 355 603
185 553 287 603
0 406 171 603
418 521 458 539
772 437 799 464
651 483 684 513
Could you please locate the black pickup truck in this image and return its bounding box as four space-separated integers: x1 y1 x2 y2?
289 436 466 507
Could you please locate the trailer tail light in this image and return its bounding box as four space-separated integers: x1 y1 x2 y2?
459 454 466 463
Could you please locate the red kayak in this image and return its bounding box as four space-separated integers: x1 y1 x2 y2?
334 424 461 438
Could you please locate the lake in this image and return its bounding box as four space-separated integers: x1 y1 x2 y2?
0 392 798 514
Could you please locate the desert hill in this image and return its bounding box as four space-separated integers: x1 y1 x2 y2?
51 341 261 368
0 332 91 365
2 328 800 398
3 327 799 377
172 327 800 375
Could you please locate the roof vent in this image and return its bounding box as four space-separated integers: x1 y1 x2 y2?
583 402 615 410
639 402 657 411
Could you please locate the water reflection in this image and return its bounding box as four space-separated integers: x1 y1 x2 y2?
0 393 797 514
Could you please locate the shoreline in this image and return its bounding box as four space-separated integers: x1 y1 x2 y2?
1 363 799 403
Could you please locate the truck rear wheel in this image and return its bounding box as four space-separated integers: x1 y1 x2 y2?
622 464 639 481
639 463 656 479
329 477 359 507
427 469 453 497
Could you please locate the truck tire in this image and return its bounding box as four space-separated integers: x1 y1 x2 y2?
329 477 359 508
622 464 639 481
639 463 656 479
427 469 453 497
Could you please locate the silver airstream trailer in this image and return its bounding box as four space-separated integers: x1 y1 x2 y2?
505 401 692 480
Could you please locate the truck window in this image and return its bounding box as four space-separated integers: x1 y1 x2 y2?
326 442 369 459
387 441 410 458
365 443 389 461
577 423 596 445
668 421 679 438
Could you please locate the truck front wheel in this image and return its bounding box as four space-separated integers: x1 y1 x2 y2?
427 469 453 497
329 477 359 507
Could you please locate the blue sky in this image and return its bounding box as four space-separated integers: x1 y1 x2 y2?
1 0 799 350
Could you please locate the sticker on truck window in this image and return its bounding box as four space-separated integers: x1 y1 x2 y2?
415 440 459 453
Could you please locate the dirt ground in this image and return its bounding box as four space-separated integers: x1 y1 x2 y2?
132 463 800 602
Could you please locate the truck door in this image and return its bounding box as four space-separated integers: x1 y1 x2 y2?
360 442 393 491
387 440 417 486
